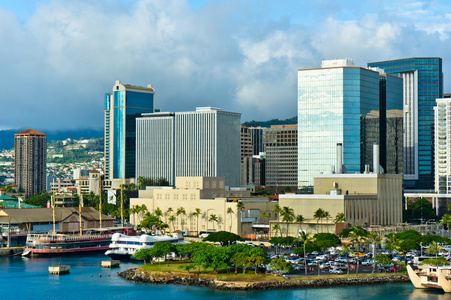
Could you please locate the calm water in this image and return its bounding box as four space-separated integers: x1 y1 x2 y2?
1 254 450 300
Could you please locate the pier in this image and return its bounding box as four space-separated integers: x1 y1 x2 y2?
49 265 70 275
101 260 120 268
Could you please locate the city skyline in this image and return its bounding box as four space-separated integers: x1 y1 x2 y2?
1 0 451 131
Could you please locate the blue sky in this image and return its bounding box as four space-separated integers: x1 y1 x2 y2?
1 0 451 131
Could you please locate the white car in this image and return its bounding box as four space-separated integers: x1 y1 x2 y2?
329 268 343 274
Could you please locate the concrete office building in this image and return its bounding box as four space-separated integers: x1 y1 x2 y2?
130 177 277 237
136 107 241 187
263 125 298 187
104 81 159 180
435 98 451 194
368 58 443 190
14 129 47 198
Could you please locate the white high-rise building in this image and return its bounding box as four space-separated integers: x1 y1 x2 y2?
435 98 451 194
136 107 241 186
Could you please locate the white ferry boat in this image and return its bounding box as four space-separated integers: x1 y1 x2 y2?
407 264 451 292
104 233 185 260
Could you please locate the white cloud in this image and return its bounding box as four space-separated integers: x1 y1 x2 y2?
0 0 451 130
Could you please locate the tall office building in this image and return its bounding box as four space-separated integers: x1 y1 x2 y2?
136 107 241 186
298 59 381 191
14 129 47 198
368 58 443 190
435 98 451 193
263 125 298 187
104 80 159 179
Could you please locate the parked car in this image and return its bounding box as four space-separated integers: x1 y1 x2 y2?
329 268 343 274
387 267 399 273
361 259 374 266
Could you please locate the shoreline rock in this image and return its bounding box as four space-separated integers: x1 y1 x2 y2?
118 268 410 291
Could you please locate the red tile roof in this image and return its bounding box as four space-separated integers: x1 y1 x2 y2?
15 129 47 136
90 170 100 173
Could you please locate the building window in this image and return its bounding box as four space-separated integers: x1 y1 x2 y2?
165 194 170 200
190 193 195 200
174 194 179 200
183 194 188 200
157 193 162 200
205 181 209 188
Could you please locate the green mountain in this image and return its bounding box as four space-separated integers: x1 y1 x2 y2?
242 116 297 128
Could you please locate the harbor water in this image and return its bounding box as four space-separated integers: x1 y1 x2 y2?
1 254 451 299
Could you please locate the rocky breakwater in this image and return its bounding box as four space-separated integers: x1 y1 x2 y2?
118 268 410 291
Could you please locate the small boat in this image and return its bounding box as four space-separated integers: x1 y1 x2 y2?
105 233 185 260
23 227 137 256
407 264 451 292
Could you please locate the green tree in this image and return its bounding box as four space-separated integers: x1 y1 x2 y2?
272 204 282 221
334 212 347 224
272 223 281 237
227 207 235 232
269 257 293 274
367 232 382 273
441 214 451 238
176 207 186 230
426 241 442 262
208 214 219 230
281 206 295 237
404 198 438 223
349 227 368 275
202 231 244 246
168 215 176 231
313 233 341 250
375 254 392 271
299 231 313 276
192 208 202 236
340 244 352 275
313 208 326 230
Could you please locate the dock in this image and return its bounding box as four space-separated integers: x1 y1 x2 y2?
101 260 120 268
49 265 70 275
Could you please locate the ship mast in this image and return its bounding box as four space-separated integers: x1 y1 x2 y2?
78 182 83 236
121 178 124 227
52 190 56 234
99 176 102 228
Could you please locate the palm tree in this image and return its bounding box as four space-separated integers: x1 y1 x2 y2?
130 205 141 225
272 223 281 237
176 207 186 231
236 201 244 212
441 214 451 238
349 228 367 275
272 204 282 221
192 208 202 236
296 215 305 230
334 212 347 224
426 241 442 263
340 243 352 275
281 206 295 237
166 207 173 224
227 207 234 232
367 232 382 273
299 231 312 276
313 208 325 231
209 214 219 230
168 215 176 231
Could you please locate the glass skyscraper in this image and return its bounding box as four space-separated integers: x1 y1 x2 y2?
297 59 380 191
368 58 443 190
104 81 158 179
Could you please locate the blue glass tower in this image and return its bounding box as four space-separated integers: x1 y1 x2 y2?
104 81 158 179
368 58 443 190
297 59 380 192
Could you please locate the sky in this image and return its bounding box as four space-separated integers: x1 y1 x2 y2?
1 0 451 131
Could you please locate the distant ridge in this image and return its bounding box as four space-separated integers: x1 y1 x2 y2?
0 128 103 150
242 116 297 128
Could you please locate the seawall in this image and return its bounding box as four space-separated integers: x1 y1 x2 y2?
118 268 410 291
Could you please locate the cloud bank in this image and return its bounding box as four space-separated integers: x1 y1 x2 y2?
0 0 450 130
